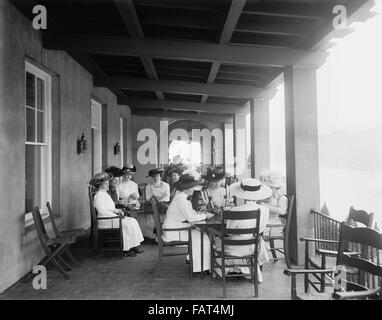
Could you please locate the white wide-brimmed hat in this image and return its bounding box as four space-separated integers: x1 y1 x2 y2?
260 170 284 189
229 178 272 201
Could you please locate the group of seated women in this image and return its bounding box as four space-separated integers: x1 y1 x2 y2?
90 162 288 283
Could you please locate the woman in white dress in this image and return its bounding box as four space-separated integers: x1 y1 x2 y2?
91 172 144 257
117 164 141 210
145 168 170 204
201 166 233 213
260 171 288 237
215 178 272 282
162 173 215 273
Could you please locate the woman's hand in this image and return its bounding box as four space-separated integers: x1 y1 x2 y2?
206 213 215 219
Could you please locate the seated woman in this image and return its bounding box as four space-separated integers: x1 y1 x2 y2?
215 178 271 282
146 168 170 214
91 172 144 257
200 166 233 213
105 166 123 203
162 172 215 272
260 171 288 237
169 166 186 200
117 164 141 210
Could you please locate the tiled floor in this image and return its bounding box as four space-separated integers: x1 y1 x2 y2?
0 236 294 300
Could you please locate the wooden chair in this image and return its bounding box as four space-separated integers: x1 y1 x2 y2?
284 222 382 300
46 201 85 267
88 186 124 257
347 206 374 227
263 194 295 262
301 206 374 292
150 198 193 278
209 209 261 298
32 207 76 279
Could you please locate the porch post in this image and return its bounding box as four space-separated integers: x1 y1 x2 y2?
250 98 270 179
233 113 247 179
284 65 320 265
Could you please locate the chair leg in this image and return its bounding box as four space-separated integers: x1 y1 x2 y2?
269 239 278 261
222 257 226 298
51 257 69 280
64 248 80 267
210 240 214 285
254 257 258 298
57 254 72 271
189 243 193 279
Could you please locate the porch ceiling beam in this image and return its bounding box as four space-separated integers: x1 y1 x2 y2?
118 98 248 114
95 77 274 99
131 108 233 124
202 0 248 103
43 34 327 67
114 0 164 100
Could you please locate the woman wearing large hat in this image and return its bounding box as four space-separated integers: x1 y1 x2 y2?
104 166 124 203
215 178 272 282
91 172 144 257
117 164 140 209
200 166 233 213
162 171 215 272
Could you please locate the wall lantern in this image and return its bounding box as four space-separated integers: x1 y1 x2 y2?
114 142 120 155
77 133 87 154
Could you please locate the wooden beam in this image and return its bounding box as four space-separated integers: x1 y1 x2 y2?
202 0 246 103
43 34 328 67
115 0 144 37
95 76 274 99
131 108 233 123
118 98 248 114
220 0 247 43
115 0 164 100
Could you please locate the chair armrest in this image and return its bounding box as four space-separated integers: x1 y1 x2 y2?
207 228 222 238
97 216 122 220
333 288 381 300
316 249 361 257
266 223 285 228
283 268 333 276
300 237 339 244
162 227 193 232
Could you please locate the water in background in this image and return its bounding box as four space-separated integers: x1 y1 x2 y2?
270 162 382 228
319 167 382 227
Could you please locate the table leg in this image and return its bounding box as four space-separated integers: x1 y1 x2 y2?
200 228 204 279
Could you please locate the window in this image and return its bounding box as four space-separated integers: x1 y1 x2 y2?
25 61 52 217
91 99 102 176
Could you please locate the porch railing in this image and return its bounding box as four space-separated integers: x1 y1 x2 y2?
311 209 341 251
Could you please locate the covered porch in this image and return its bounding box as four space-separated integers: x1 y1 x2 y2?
0 0 378 298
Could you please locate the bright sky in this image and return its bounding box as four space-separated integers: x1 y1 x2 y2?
269 1 382 171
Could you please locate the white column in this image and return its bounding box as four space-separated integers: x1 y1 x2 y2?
284 65 320 264
250 98 270 179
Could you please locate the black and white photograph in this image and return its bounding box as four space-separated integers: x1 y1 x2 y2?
0 0 381 306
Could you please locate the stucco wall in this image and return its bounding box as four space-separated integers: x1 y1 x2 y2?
0 1 132 293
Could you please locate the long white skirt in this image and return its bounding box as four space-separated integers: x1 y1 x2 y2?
99 217 144 251
163 228 210 272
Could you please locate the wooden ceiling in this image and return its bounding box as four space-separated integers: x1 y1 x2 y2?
11 0 372 119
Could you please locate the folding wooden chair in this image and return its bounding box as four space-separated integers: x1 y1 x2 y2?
150 198 193 278
32 207 76 279
46 201 85 267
